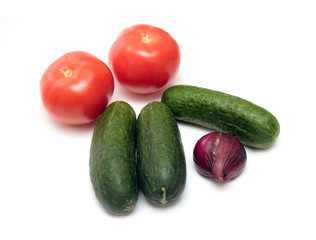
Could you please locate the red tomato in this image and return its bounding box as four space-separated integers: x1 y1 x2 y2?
40 51 114 125
108 24 181 94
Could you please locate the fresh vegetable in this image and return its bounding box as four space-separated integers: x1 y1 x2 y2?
194 132 247 183
89 101 138 215
40 51 114 125
161 85 280 148
136 102 186 206
108 24 180 94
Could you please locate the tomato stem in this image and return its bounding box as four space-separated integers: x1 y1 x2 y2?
64 69 73 77
141 36 150 43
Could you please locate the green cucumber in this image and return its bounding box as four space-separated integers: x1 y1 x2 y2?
161 85 280 148
89 101 138 215
136 102 186 206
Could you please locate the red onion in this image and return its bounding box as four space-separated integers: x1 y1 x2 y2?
193 132 247 183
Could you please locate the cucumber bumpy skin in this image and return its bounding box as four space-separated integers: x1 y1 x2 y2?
89 101 138 215
161 85 280 149
136 102 186 206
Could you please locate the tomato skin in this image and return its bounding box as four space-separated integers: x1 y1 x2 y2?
40 51 114 125
108 24 180 94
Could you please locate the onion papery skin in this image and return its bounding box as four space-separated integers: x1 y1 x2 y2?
193 132 247 183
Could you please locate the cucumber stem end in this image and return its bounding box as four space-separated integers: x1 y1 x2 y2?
161 187 168 205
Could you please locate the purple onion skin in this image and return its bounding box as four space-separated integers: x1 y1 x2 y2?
193 132 247 183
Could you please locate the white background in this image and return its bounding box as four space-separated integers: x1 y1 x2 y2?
1 1 316 239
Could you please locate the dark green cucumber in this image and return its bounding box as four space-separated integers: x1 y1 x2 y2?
161 85 280 148
89 101 138 215
136 102 186 206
